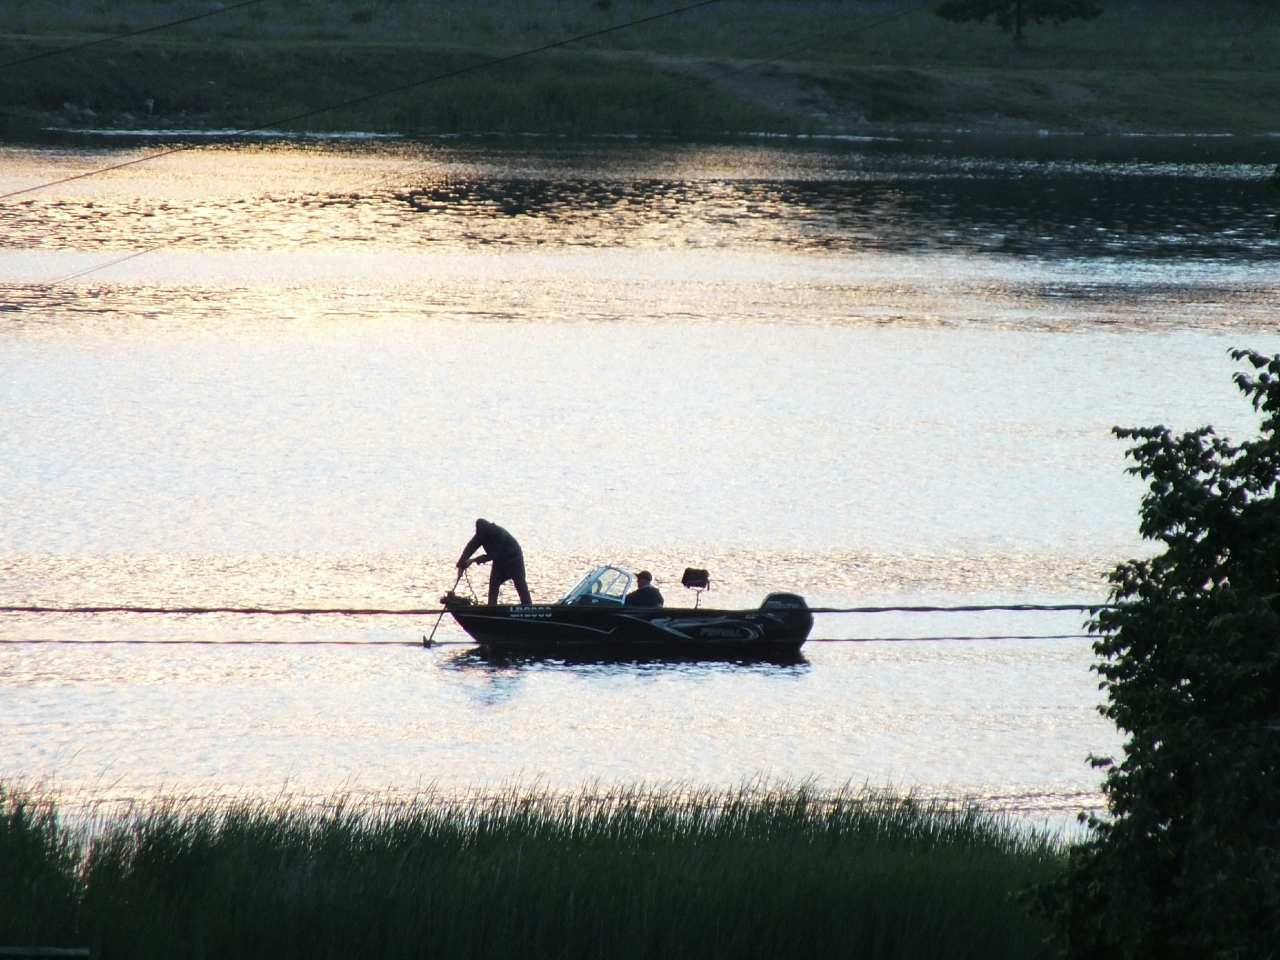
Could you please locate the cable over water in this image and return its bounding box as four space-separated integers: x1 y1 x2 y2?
0 603 1102 644
812 604 1100 613
27 0 935 289
0 0 272 70
0 634 1093 646
0 0 730 203
0 604 444 616
0 603 1105 616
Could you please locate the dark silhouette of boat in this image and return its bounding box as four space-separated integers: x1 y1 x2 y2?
441 565 812 656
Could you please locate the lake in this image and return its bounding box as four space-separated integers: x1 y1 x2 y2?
2 133 1277 827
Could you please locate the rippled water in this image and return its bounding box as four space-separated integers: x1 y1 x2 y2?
2 136 1277 825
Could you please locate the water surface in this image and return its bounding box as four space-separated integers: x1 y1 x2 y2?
3 137 1277 825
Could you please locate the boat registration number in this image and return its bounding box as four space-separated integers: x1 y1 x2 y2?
510 606 554 619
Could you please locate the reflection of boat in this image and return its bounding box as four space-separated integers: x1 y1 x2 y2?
442 565 813 656
456 645 808 668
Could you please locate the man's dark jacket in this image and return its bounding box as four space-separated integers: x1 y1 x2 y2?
459 519 524 570
625 584 664 608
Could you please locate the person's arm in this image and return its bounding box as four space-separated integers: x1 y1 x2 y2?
457 532 484 569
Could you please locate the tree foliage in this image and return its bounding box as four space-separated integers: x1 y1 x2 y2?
1040 349 1280 959
935 0 1102 42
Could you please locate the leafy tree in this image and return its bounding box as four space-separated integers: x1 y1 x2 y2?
935 0 1101 43
1039 349 1280 959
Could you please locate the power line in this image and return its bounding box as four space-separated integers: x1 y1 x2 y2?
41 242 186 288
0 637 426 646
0 634 1092 646
808 634 1090 642
0 0 729 204
0 603 1103 616
27 0 938 288
0 605 442 616
38 155 432 288
808 634 1093 643
813 604 1098 613
0 0 273 70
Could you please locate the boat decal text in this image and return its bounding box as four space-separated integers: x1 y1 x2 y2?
509 606 554 619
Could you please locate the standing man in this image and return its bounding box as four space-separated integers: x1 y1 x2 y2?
624 570 664 608
458 518 532 605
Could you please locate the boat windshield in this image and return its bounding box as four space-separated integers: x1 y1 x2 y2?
558 566 633 606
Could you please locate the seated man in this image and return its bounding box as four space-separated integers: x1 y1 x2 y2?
624 570 664 608
457 518 532 605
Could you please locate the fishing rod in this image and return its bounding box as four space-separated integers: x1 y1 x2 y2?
425 569 464 646
423 555 498 645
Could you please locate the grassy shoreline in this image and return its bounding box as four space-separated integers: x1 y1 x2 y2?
1 0 1277 139
3 783 1064 959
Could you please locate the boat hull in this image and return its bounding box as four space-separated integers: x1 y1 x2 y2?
445 600 813 655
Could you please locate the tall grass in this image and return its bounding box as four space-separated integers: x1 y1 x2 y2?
2 783 1062 960
0 787 79 943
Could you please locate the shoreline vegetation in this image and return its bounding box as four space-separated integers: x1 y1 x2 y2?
3 782 1064 959
0 0 1277 141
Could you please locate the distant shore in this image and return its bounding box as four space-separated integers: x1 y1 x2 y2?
1 0 1277 141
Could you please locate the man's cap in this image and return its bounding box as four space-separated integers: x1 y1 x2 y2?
636 570 652 582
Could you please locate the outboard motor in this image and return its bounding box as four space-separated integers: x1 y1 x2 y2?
760 592 806 609
760 592 813 636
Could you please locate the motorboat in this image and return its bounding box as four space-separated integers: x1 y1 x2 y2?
440 565 812 656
